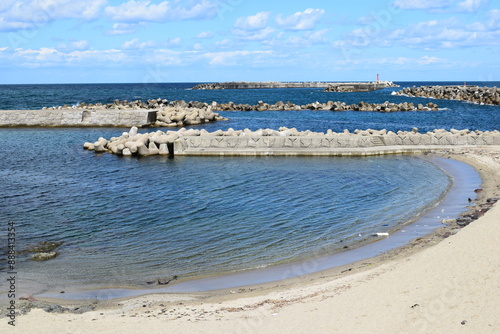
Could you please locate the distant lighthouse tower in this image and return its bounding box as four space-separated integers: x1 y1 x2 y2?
376 74 380 82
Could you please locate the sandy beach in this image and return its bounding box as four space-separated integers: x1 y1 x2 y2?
2 146 499 334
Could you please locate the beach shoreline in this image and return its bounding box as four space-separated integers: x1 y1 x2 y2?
23 154 475 300
1 146 499 333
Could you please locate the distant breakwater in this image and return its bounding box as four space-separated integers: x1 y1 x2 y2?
193 81 399 91
394 85 500 105
83 127 500 157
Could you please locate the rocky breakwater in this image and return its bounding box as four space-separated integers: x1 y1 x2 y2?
394 85 500 105
213 100 438 112
84 127 500 157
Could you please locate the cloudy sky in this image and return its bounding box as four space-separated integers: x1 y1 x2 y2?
0 0 498 83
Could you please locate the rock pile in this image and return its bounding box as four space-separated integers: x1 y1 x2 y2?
42 98 439 114
394 85 500 105
213 100 438 112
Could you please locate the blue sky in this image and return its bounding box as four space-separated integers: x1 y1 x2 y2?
0 0 499 83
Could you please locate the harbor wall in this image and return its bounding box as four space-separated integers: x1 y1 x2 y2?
0 109 157 127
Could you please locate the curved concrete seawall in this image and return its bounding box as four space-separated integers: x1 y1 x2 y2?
84 127 500 157
0 109 157 127
173 134 500 156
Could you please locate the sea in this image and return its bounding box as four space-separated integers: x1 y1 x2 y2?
0 81 496 297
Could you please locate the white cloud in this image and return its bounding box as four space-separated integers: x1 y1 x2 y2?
389 17 500 48
3 46 129 68
107 23 143 35
232 27 275 41
122 38 155 49
264 29 330 48
417 55 444 64
488 9 500 29
167 37 182 47
104 0 218 23
337 15 500 51
232 12 275 41
392 0 454 10
234 12 270 30
204 50 272 66
196 31 214 39
71 40 90 50
215 39 231 47
0 0 106 31
276 8 325 30
456 0 484 12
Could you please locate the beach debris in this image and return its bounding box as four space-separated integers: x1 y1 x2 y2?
461 320 468 325
31 252 57 261
341 268 353 273
156 275 178 285
474 188 483 193
411 304 419 309
372 232 389 237
456 217 473 227
486 197 499 204
441 219 456 224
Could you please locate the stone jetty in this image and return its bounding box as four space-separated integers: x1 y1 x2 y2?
84 127 500 157
212 100 438 112
193 81 399 91
324 81 399 92
394 85 500 105
0 99 226 128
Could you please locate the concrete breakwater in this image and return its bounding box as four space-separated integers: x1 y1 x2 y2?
193 81 399 91
83 127 500 157
213 100 438 112
0 109 157 127
394 85 500 105
0 99 226 127
324 81 399 92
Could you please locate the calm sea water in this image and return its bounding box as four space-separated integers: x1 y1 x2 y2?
0 82 493 294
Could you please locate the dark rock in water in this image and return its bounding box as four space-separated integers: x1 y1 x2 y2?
31 252 58 261
474 188 483 193
22 241 63 254
157 275 178 285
